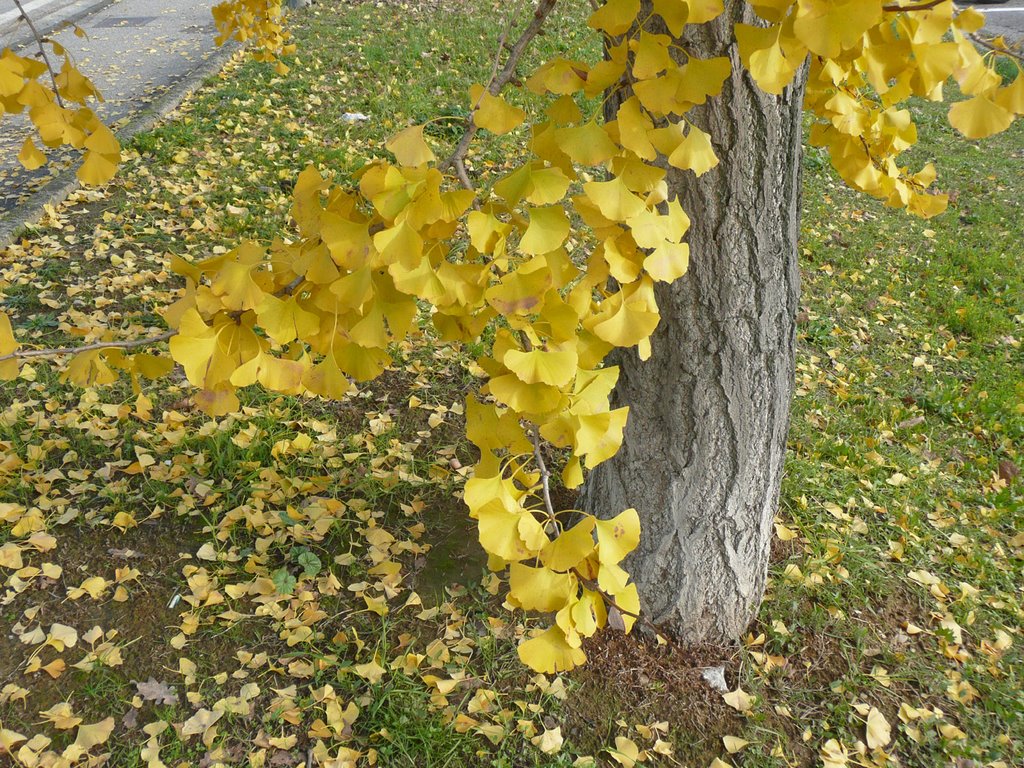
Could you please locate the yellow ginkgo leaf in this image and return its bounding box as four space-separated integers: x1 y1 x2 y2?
571 588 607 636
489 373 566 415
723 735 751 753
470 84 526 135
684 0 725 24
583 177 647 222
668 123 719 175
503 346 578 387
255 294 319 345
386 124 435 166
533 727 564 755
62 349 119 387
542 516 597 571
587 0 640 36
575 408 630 468
734 23 800 95
77 147 118 186
477 502 531 562
77 123 120 185
180 708 223 740
650 0 686 35
608 735 641 767
335 342 390 381
865 706 891 749
519 205 571 255
46 623 78 652
556 122 620 166
0 312 20 381
485 269 552 316
644 241 690 282
722 687 754 713
948 94 1014 139
517 625 586 673
509 563 576 612
616 96 657 160
74 718 115 750
792 0 883 58
591 293 661 349
465 396 532 454
17 137 46 170
40 702 82 730
526 58 588 95
676 56 732 106
303 354 353 399
594 508 640 565
465 472 522 517
750 0 794 23
632 31 674 80
56 58 101 103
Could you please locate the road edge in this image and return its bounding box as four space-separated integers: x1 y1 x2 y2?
0 42 240 250
5 0 122 52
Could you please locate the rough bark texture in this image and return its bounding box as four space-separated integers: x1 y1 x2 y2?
582 3 807 644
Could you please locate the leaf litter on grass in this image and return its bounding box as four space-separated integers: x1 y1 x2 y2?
1 0 1022 766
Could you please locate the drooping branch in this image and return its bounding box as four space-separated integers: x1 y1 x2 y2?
12 0 66 108
0 266 310 365
439 0 558 186
0 330 175 363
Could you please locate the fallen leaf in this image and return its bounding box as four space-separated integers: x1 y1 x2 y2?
135 678 179 706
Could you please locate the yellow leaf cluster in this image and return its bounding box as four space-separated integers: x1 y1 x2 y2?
736 0 1024 217
211 0 296 65
1 47 119 184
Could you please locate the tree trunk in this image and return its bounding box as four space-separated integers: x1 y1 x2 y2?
582 3 807 645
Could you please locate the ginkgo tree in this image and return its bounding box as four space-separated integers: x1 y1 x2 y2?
1 0 1022 672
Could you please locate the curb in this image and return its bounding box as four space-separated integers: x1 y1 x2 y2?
0 42 240 250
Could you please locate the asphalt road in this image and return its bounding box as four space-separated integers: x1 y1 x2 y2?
0 0 222 213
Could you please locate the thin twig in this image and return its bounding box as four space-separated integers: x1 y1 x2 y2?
439 0 559 178
1 268 308 365
12 0 66 108
483 23 513 99
881 0 946 11
969 33 1024 64
0 330 175 363
516 333 560 525
530 423 557 523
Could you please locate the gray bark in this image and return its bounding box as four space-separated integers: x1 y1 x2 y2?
582 3 806 644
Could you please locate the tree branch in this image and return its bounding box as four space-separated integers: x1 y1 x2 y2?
0 330 175 364
530 423 557 523
1 267 306 366
969 33 1024 64
439 0 558 179
881 0 947 11
12 0 66 108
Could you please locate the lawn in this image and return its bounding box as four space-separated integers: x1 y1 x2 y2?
0 1 1021 766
